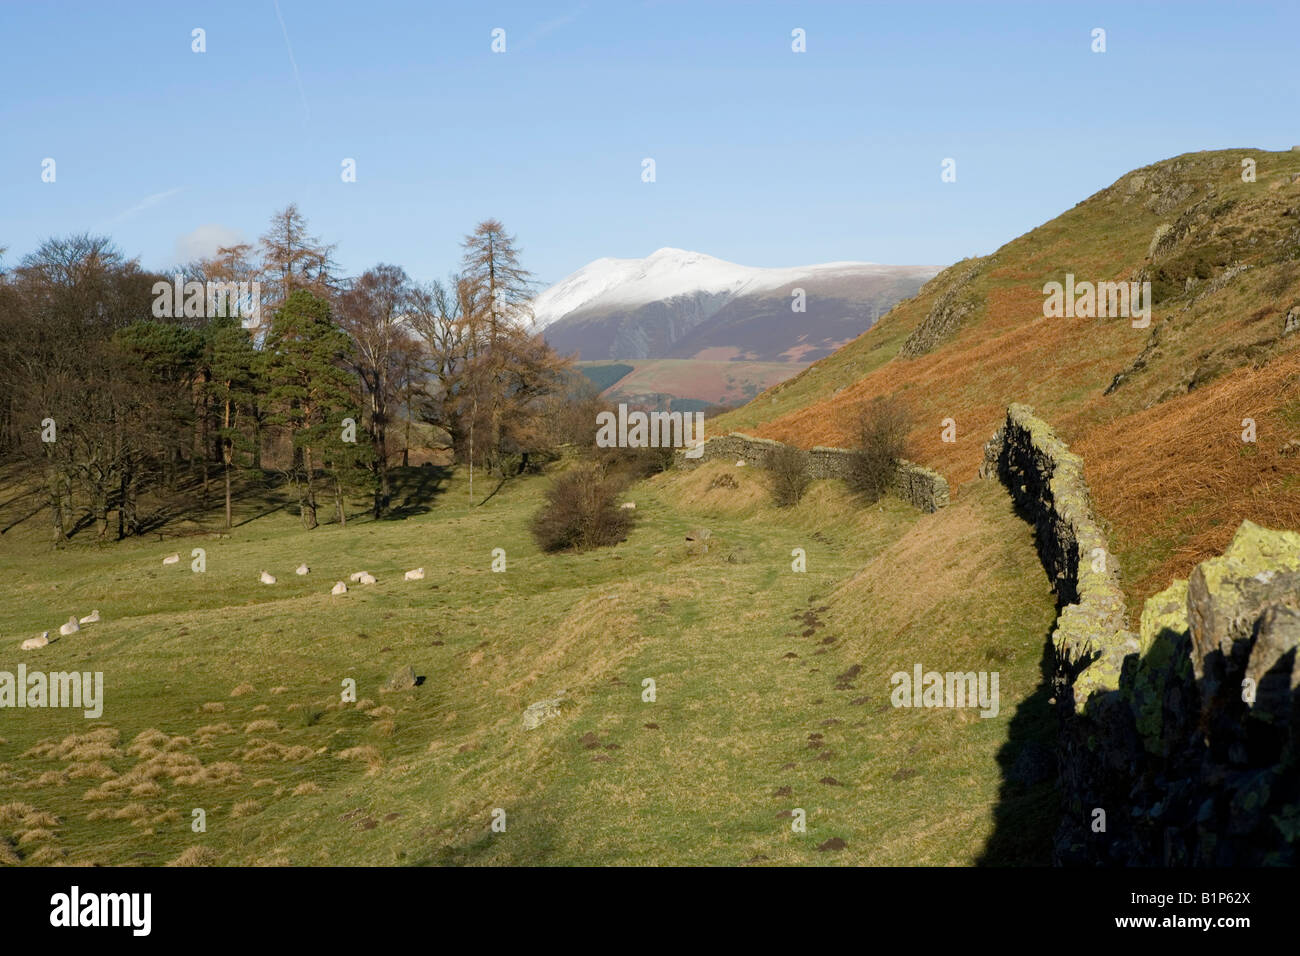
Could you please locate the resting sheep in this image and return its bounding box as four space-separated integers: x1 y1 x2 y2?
296 564 310 576
259 570 276 585
330 581 348 595
404 568 425 581
59 616 79 636
162 553 180 565
21 632 50 651
79 609 100 625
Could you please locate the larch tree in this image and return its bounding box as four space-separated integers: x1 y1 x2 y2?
336 264 414 518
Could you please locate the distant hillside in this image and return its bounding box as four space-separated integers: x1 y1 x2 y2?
713 148 1300 605
536 248 939 362
578 358 804 410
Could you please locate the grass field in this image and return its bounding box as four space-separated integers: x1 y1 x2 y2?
0 461 1057 866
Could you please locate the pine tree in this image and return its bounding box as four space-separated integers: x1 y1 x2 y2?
264 290 357 529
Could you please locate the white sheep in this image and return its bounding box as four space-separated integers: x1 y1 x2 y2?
349 571 368 582
403 568 425 581
358 572 377 585
79 609 100 625
162 553 180 565
620 502 636 510
58 616 79 636
259 570 277 585
330 581 348 595
21 632 50 651
295 564 310 576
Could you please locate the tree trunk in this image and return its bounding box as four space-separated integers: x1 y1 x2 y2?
302 444 318 529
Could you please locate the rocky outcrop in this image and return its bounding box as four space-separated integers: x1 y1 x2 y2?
983 403 1300 865
899 259 987 357
677 432 949 513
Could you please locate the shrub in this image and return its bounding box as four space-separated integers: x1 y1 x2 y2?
848 396 910 503
531 464 633 553
767 444 810 507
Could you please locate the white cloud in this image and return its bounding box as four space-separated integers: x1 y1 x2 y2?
174 224 246 264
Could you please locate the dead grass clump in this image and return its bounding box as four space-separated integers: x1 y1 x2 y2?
16 828 55 844
67 761 116 780
21 810 59 829
336 745 383 775
129 782 164 798
0 803 39 827
243 720 280 735
200 702 226 713
292 781 321 796
127 729 171 757
111 804 148 821
27 845 64 864
196 723 234 737
167 846 219 867
230 683 255 697
231 799 261 818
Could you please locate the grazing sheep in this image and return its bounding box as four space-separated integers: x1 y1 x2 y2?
349 571 368 582
620 502 636 510
295 564 310 576
79 609 100 625
330 581 348 595
403 568 425 581
735 460 747 468
58 616 79 636
162 553 180 565
358 572 377 585
21 632 50 651
259 570 276 585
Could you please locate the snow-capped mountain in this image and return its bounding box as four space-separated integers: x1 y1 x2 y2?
534 248 941 362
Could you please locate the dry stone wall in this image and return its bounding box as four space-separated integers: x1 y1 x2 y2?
676 431 949 513
984 403 1300 865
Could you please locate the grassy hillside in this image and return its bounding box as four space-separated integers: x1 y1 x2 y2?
713 148 1300 607
0 462 1055 866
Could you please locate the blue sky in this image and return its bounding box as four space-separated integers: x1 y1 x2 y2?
2 0 1297 288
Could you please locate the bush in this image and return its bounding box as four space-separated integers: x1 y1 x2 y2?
847 397 910 503
531 464 633 552
767 444 810 507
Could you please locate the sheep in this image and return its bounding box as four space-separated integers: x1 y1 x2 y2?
295 564 310 576
79 609 100 625
349 571 368 582
620 502 636 510
162 553 180 565
58 616 79 636
259 570 277 585
330 581 348 595
403 568 425 581
357 572 377 585
21 632 50 651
